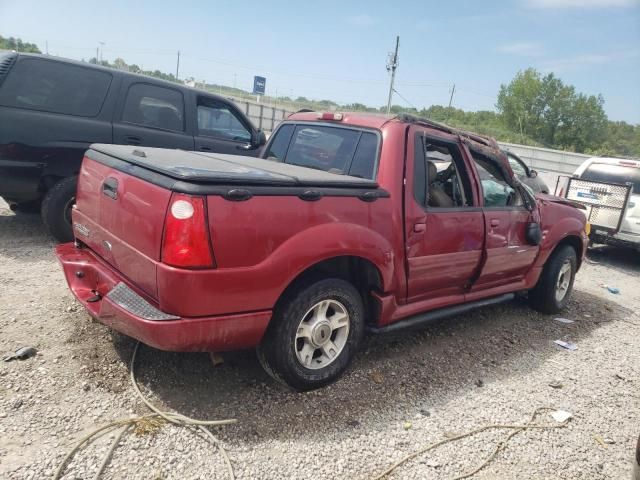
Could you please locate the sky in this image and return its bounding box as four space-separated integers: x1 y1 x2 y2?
1 0 639 123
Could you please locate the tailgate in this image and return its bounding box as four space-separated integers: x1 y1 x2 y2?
557 176 632 233
73 156 172 298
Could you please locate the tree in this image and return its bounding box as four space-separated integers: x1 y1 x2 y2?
0 35 41 53
556 94 608 153
113 57 128 71
497 68 609 152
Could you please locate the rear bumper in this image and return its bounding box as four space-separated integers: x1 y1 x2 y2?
55 242 271 351
591 231 640 250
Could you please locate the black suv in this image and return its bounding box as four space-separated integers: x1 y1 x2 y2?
0 52 266 241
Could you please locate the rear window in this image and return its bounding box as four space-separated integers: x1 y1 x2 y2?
582 163 640 194
265 124 380 179
0 58 112 117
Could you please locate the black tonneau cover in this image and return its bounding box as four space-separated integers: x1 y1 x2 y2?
89 144 379 188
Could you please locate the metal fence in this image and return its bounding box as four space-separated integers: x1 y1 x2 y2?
230 98 294 133
498 141 592 175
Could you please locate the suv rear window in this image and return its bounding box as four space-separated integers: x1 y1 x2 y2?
265 124 380 179
0 58 112 117
582 163 640 194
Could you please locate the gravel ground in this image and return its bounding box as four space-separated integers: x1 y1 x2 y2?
0 198 639 480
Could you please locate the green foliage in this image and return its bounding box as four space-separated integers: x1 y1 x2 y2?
496 68 611 153
0 35 41 53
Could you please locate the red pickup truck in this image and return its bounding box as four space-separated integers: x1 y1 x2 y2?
56 112 588 390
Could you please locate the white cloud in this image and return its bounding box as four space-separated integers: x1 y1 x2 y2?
496 42 544 57
526 0 638 8
347 14 376 27
542 49 640 71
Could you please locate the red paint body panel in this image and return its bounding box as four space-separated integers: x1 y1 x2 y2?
55 243 270 351
59 114 588 353
473 209 539 290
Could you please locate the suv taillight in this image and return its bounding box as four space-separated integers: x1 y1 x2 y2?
161 193 215 268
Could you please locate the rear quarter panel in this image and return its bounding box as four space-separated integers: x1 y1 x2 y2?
535 198 588 268
157 195 400 317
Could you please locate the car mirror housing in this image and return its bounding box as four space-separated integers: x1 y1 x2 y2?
529 169 538 178
253 129 267 147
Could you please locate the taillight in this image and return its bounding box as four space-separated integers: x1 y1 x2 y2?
162 193 215 268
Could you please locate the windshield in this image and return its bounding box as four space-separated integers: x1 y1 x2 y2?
265 124 380 179
582 163 640 194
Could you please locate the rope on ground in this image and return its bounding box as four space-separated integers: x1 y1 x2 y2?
372 407 569 480
53 342 237 480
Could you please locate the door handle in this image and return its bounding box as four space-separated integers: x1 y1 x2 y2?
413 223 426 233
199 146 212 152
125 135 142 145
490 219 500 227
102 177 118 200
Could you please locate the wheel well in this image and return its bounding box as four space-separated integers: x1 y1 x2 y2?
277 256 384 325
39 174 65 194
554 235 584 270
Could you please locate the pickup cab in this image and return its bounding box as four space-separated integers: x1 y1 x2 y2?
56 112 588 390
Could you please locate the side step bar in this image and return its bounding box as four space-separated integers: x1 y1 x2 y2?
368 293 515 334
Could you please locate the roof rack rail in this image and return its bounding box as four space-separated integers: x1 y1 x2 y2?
287 108 315 118
396 113 497 149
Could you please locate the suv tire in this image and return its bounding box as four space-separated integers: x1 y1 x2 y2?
257 278 364 391
41 176 77 243
529 245 577 314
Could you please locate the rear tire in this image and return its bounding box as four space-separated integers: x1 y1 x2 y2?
257 278 364 391
41 176 77 243
529 245 577 314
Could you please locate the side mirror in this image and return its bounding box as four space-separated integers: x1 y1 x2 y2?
525 222 542 246
253 129 267 147
237 130 267 152
529 169 538 178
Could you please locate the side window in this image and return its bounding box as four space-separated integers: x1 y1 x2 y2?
122 84 184 132
349 132 378 178
507 153 527 177
413 134 472 208
265 124 294 160
197 99 251 141
471 151 523 207
0 58 112 117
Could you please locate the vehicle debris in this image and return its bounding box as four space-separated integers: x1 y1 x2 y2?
3 346 37 362
551 410 572 423
554 340 577 351
554 317 574 324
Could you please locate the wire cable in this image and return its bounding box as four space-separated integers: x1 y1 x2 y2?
53 342 236 479
371 407 569 480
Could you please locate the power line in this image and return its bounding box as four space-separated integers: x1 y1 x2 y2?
392 88 417 110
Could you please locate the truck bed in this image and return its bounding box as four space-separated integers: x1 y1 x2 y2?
89 144 380 189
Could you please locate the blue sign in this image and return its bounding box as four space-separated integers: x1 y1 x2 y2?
253 76 266 95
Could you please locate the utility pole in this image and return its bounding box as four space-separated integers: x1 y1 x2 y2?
386 36 399 115
176 51 180 80
45 41 48 55
448 83 456 108
96 47 99 64
98 42 105 63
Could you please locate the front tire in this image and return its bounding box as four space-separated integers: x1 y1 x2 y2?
257 278 364 391
529 245 577 314
41 176 77 243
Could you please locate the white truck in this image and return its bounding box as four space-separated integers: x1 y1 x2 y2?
556 157 640 251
